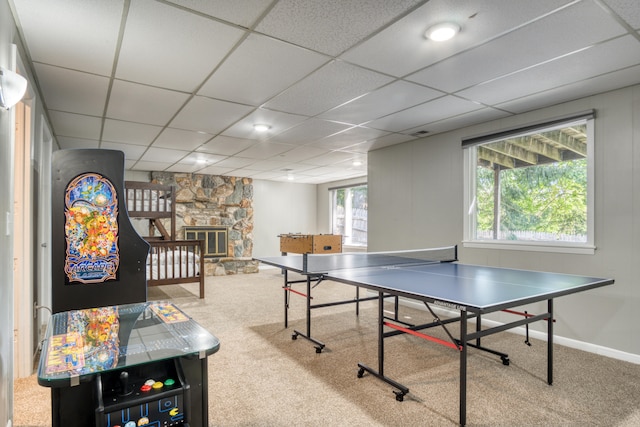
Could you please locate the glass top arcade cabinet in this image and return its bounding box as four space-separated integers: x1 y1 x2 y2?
40 149 219 427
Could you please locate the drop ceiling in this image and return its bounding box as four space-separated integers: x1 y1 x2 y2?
9 0 640 183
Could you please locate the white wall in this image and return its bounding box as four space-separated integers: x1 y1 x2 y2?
253 179 317 257
1 0 55 421
368 84 640 359
0 3 17 424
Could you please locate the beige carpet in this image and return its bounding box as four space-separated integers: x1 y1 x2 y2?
14 268 640 426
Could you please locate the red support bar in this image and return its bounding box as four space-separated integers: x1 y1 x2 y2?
502 309 555 322
384 322 461 351
283 287 312 299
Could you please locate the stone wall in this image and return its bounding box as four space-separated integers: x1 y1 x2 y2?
151 172 259 275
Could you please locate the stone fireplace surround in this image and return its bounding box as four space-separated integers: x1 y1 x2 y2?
151 171 259 275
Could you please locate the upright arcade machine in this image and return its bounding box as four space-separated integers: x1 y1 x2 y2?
38 149 219 427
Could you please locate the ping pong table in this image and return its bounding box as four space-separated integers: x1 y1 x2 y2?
255 246 614 426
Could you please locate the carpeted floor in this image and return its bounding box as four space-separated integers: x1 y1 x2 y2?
13 268 640 426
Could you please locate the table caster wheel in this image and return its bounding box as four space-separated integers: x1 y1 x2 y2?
393 390 405 402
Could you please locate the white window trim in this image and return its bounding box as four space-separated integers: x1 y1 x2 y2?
462 116 595 255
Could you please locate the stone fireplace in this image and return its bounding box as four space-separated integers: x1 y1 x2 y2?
151 171 259 275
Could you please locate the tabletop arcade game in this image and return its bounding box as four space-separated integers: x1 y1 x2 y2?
38 301 220 427
41 149 220 427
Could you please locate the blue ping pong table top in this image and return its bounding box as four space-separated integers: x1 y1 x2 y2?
256 254 614 312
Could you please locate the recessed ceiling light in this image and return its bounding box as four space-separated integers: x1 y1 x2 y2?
253 124 271 132
425 22 460 42
353 160 362 166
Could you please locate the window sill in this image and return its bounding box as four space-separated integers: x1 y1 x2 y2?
343 244 368 253
462 240 595 255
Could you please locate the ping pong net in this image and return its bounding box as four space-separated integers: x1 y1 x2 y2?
301 245 457 274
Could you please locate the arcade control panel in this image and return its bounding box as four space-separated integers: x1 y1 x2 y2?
97 358 190 427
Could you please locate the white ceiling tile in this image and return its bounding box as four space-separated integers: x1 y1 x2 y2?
286 166 325 177
116 0 245 92
302 151 360 167
165 0 273 27
179 152 227 165
349 133 417 152
141 147 190 163
12 0 123 74
199 33 329 106
276 146 332 162
319 81 444 124
222 109 308 140
601 0 640 28
496 64 640 114
165 152 228 173
312 126 391 151
170 96 254 134
229 168 263 178
99 141 148 161
263 60 394 116
198 166 238 176
12 0 640 185
236 141 295 159
277 163 320 173
131 160 174 171
153 128 212 151
245 159 292 171
213 157 256 169
407 0 627 92
33 64 109 116
332 158 368 174
197 135 257 156
403 108 512 136
457 35 640 106
255 0 421 56
299 165 353 176
107 80 190 126
340 0 574 77
56 136 100 149
102 119 163 146
269 118 351 145
249 170 285 180
366 96 483 132
165 163 207 173
49 111 102 140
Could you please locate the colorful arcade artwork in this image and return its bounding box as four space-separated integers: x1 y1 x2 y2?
64 173 119 284
44 306 120 375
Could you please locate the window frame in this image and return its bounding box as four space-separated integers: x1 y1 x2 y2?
462 112 595 254
329 183 368 248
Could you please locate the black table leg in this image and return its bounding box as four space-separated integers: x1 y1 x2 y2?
460 310 468 426
548 299 554 385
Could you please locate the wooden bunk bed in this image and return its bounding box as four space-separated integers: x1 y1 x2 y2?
125 181 205 298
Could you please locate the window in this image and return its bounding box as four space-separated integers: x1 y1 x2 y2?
463 111 594 253
330 184 367 247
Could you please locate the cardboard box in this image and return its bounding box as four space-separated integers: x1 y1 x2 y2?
279 234 342 254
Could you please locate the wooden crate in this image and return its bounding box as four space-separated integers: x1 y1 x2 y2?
279 234 342 254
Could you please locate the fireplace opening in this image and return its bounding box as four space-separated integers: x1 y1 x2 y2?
184 226 228 258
